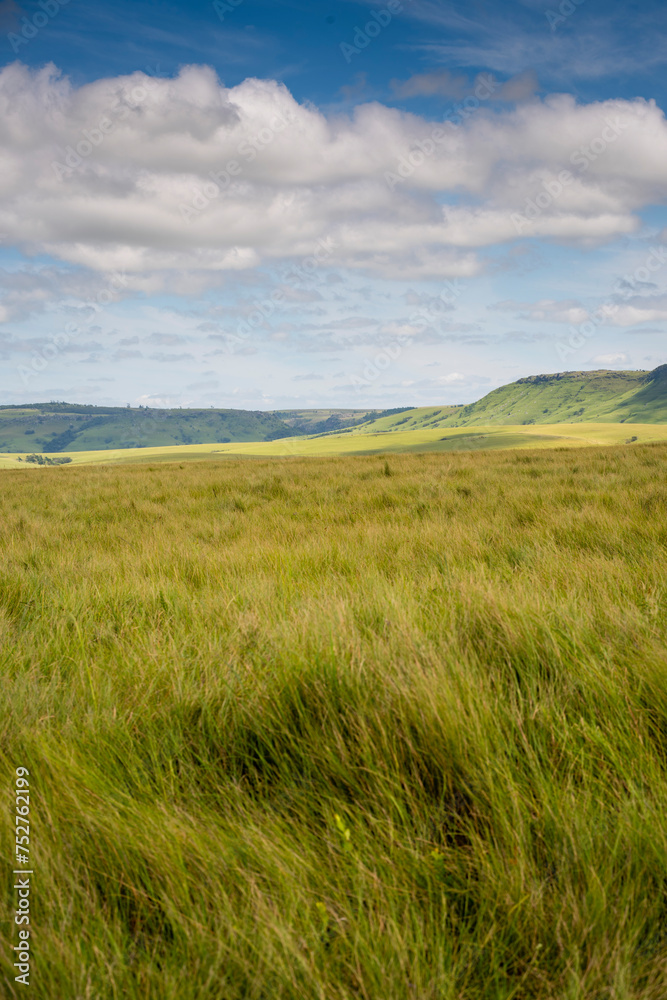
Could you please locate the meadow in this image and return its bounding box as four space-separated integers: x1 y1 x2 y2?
1 443 667 998
2 420 667 469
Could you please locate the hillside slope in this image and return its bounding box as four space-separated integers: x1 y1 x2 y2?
434 365 667 427
0 404 386 453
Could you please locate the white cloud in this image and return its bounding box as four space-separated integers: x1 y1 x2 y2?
607 305 667 326
0 62 666 289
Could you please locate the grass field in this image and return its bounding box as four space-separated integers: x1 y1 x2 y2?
2 422 667 468
2 443 667 998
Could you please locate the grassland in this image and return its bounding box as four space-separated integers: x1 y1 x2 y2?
3 363 666 457
2 421 667 468
2 443 667 998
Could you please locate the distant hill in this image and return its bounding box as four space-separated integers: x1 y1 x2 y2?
0 403 407 453
353 365 667 435
3 366 665 454
436 365 667 428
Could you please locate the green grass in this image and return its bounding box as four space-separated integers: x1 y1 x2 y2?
2 445 667 998
2 421 667 467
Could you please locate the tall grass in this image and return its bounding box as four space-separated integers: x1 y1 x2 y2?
1 445 667 998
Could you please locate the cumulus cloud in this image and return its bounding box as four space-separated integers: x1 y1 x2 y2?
0 61 666 290
607 304 667 326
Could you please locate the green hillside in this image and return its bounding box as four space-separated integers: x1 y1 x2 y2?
277 365 667 443
436 365 667 428
297 366 667 440
2 365 665 454
0 404 389 453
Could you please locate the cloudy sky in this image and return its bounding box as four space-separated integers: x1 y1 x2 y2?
1 0 666 409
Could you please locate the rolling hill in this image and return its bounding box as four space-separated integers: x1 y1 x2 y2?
310 364 667 438
436 364 667 427
0 403 412 453
2 365 665 456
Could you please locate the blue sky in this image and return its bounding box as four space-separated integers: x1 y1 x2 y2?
1 0 666 409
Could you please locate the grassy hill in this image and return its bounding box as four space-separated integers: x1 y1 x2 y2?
435 364 667 427
0 403 396 453
316 365 667 437
2 364 665 456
